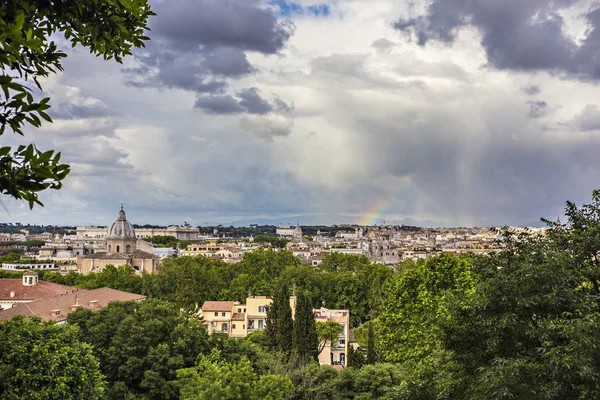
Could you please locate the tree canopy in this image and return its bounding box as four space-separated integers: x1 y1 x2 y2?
0 315 105 399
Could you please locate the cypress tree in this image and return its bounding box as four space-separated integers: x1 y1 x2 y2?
265 284 294 353
292 291 318 364
347 345 365 368
265 289 279 349
276 284 294 353
366 321 376 364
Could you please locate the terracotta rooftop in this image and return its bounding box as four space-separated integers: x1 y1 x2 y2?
0 287 146 323
201 301 235 312
232 312 245 321
0 279 76 301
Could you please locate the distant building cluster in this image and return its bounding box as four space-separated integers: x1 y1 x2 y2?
0 207 551 276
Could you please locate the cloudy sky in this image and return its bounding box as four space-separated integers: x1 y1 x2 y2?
5 0 600 227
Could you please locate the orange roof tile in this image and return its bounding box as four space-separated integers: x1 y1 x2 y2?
201 301 235 312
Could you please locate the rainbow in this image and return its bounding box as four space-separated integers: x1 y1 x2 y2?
358 191 402 226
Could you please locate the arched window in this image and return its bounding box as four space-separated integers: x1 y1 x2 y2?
108 245 112 253
116 245 120 253
126 244 131 253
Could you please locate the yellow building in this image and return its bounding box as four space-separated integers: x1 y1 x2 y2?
315 308 350 367
180 241 222 257
199 296 348 366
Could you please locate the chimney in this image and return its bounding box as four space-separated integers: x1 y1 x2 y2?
70 304 81 312
51 309 61 318
9 290 15 298
89 300 99 308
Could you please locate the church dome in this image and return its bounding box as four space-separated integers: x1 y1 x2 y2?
108 206 136 238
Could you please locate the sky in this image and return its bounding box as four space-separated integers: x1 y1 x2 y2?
4 0 600 227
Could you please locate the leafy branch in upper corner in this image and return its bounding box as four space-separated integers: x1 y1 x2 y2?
0 0 154 208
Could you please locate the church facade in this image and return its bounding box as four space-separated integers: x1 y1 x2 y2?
76 207 160 275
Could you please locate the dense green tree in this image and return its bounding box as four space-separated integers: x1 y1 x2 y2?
316 320 344 355
67 299 209 399
292 291 318 364
378 253 477 364
143 256 234 309
79 264 143 293
0 315 105 399
436 227 600 399
146 235 180 248
266 283 294 353
0 0 153 207
366 321 376 364
177 351 293 400
347 345 365 369
253 235 290 248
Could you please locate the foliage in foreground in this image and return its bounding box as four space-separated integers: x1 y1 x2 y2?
0 315 105 399
0 0 153 207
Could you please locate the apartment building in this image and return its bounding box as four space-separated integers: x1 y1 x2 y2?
315 307 350 367
199 296 349 366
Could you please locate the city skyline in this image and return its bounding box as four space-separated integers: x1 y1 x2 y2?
3 0 600 227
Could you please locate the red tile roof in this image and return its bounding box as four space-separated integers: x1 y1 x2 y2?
201 301 235 312
0 288 146 323
0 279 76 301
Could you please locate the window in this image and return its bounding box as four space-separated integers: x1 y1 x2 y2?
258 306 265 313
221 323 228 333
340 353 346 364
258 320 264 329
244 308 246 312
214 312 218 317
248 320 255 330
339 339 345 345
116 245 120 253
243 324 245 329
238 308 241 313
232 324 236 329
222 312 226 317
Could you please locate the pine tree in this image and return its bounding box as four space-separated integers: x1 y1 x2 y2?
366 321 376 364
292 291 318 364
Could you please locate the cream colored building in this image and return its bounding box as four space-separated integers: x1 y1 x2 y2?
199 296 348 366
76 207 160 275
315 307 350 367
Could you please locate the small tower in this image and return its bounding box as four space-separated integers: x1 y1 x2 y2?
22 270 38 286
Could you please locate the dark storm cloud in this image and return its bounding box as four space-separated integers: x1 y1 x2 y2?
123 46 252 93
346 105 600 225
194 95 245 114
393 0 600 80
194 88 293 115
238 88 273 115
124 0 294 96
151 0 294 54
527 100 548 118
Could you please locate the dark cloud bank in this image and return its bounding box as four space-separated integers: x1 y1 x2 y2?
394 0 600 80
